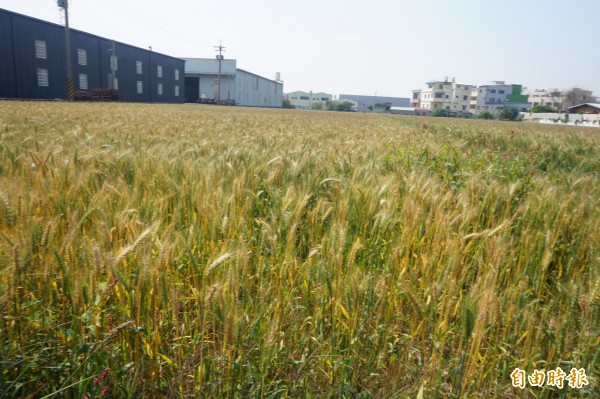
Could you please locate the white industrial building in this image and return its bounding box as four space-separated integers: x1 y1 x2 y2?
183 58 283 107
286 91 332 110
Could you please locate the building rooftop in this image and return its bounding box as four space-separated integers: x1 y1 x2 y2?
568 103 600 109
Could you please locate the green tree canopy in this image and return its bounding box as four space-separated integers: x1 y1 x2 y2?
498 107 520 121
531 104 557 113
375 102 392 112
431 108 447 117
282 99 295 109
327 101 355 112
479 110 494 120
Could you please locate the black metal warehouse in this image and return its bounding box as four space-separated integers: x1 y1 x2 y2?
0 8 185 103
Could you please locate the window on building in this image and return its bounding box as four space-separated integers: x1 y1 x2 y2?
175 69 179 81
110 55 118 71
136 61 143 75
499 90 505 94
137 81 143 94
491 89 496 93
445 95 449 99
321 97 328 101
157 65 163 78
37 68 49 87
435 93 443 98
79 73 88 90
175 85 179 97
35 40 47 59
78 49 87 66
462 105 467 110
490 98 495 102
300 96 309 100
463 95 468 100
446 106 450 110
113 78 119 90
158 83 163 96
438 84 443 89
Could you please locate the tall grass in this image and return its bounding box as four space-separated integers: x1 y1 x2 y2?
0 102 599 398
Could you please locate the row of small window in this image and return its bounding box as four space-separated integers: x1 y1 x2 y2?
479 89 506 94
436 84 471 90
427 104 468 110
425 93 470 101
36 68 179 96
289 96 329 101
136 81 180 97
35 40 179 80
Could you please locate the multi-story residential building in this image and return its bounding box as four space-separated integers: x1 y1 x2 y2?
524 87 596 111
412 78 474 114
470 81 529 115
525 88 563 110
287 91 332 110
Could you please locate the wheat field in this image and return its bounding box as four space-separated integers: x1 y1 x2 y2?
0 102 599 398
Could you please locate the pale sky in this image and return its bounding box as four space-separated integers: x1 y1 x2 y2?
2 0 599 98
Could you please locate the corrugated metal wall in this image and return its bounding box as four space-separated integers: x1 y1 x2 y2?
0 11 17 98
0 8 184 103
235 69 283 107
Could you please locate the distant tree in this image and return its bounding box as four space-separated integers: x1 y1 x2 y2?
375 102 392 112
282 99 295 109
311 102 323 110
498 107 520 121
431 108 447 117
563 88 598 110
327 101 355 112
531 104 557 113
479 110 495 120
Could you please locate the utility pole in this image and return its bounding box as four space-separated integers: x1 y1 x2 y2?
110 40 116 90
58 0 73 100
215 44 225 104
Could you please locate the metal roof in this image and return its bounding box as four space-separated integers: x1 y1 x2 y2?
568 103 600 110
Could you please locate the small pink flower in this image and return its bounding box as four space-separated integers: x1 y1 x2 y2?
82 396 90 399
101 367 110 380
93 377 101 385
102 385 110 396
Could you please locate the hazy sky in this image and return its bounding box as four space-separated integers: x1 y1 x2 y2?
2 0 599 98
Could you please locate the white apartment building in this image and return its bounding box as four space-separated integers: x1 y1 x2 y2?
470 81 530 115
412 78 474 114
